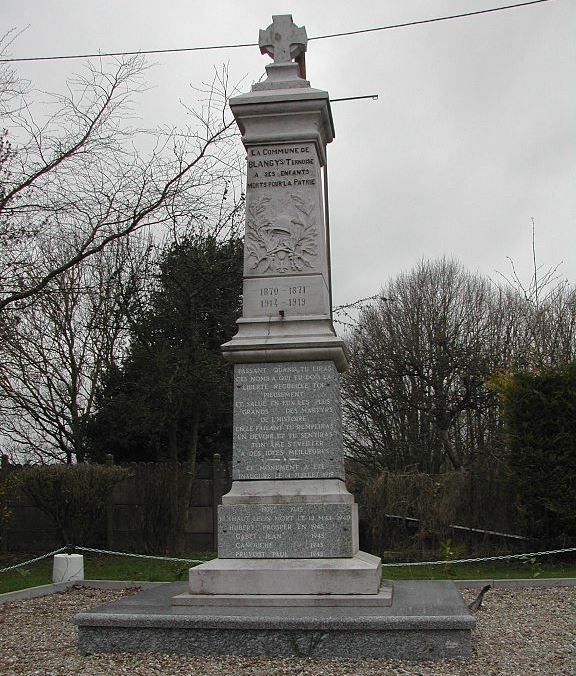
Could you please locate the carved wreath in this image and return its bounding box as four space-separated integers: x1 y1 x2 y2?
245 195 318 274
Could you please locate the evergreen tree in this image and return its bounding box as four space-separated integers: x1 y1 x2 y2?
87 234 243 470
491 363 576 541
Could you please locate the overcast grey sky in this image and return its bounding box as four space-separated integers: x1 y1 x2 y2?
3 0 575 310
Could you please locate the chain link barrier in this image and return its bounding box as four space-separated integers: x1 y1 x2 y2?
380 546 576 567
1 545 574 575
0 547 68 574
73 546 206 564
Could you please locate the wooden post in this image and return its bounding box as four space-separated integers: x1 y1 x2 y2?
105 454 115 549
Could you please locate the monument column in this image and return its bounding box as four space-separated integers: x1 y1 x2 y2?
183 15 382 599
75 16 474 660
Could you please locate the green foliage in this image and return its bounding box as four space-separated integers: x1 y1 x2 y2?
0 552 216 594
86 233 243 464
521 556 542 579
377 559 576 581
440 538 467 561
490 363 576 541
9 464 130 547
440 538 467 577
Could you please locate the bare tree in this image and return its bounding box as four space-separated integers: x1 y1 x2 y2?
495 246 576 369
343 257 576 474
0 45 245 463
343 259 513 472
0 29 27 116
0 234 152 463
0 52 243 315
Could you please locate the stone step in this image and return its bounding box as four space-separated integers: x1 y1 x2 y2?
188 551 382 595
73 580 475 659
173 586 393 608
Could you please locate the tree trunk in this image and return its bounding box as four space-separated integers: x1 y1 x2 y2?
186 405 200 477
179 406 201 546
440 426 461 470
167 419 179 552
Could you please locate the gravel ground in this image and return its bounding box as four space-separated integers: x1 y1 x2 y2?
0 585 574 675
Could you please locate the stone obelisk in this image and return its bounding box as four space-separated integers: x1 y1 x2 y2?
184 14 382 599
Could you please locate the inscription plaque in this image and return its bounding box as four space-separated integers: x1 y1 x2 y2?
242 275 330 318
233 361 344 480
219 503 356 558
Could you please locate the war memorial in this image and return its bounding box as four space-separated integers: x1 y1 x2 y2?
74 15 474 659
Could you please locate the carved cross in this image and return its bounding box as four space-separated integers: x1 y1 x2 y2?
259 15 307 64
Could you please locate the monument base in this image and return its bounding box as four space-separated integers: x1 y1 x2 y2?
172 587 392 607
187 552 382 595
74 580 475 660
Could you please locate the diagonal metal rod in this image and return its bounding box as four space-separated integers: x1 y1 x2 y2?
332 94 379 102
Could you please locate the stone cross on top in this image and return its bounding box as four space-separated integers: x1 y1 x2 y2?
259 15 307 68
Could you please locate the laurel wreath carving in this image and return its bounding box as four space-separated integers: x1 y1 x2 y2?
245 195 318 274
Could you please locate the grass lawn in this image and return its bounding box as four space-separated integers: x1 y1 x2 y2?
383 559 576 580
0 552 215 595
1 552 574 595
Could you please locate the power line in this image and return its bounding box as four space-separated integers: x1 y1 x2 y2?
309 0 555 42
0 41 257 64
0 0 556 64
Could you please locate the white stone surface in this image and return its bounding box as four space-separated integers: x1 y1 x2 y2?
242 275 330 319
173 586 393 608
185 15 382 602
226 72 336 374
258 15 307 65
188 551 382 595
229 91 334 165
222 479 353 504
52 553 84 583
244 142 328 280
221 316 348 372
252 63 310 90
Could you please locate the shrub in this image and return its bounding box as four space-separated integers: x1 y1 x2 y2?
132 462 194 554
491 363 576 541
354 462 522 557
359 470 465 555
10 464 130 547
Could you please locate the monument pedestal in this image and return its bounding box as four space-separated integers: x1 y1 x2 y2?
75 580 474 659
187 471 382 595
185 359 382 597
182 552 383 597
